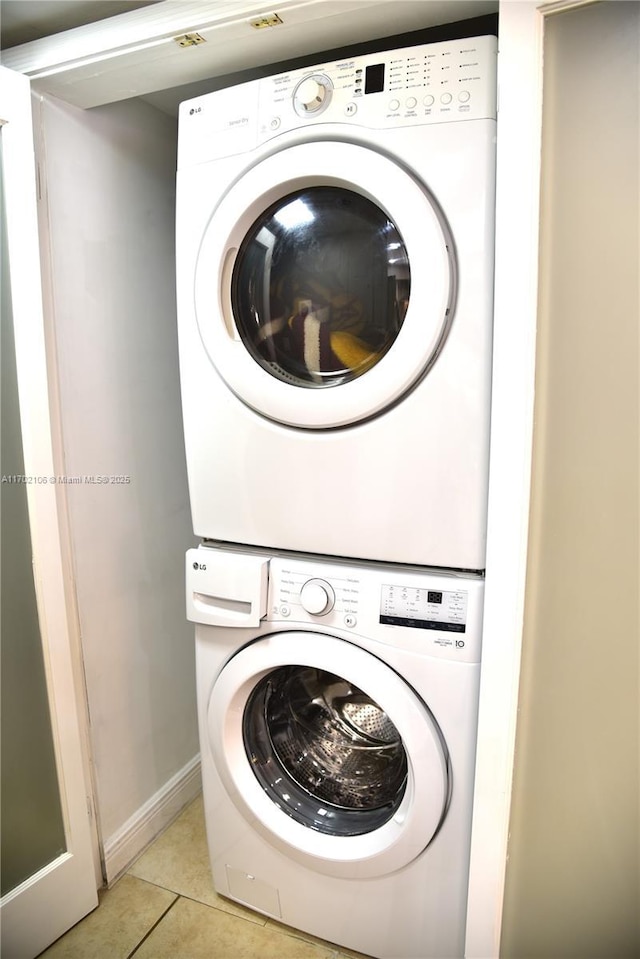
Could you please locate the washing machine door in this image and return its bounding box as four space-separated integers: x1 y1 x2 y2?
207 632 449 879
194 140 455 429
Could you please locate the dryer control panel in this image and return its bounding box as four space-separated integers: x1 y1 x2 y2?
178 35 497 167
261 34 497 134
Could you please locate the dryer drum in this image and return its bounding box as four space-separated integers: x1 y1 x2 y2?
243 665 408 836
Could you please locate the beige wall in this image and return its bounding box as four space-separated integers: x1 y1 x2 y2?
500 2 639 957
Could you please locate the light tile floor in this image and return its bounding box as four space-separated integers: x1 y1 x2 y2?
38 794 371 959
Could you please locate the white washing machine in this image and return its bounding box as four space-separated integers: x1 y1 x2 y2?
176 34 497 571
187 542 484 959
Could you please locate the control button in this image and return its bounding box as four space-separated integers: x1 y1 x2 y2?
344 614 357 628
300 578 335 616
424 94 435 107
344 102 358 117
269 116 281 130
406 96 417 110
440 92 453 105
293 75 332 116
280 604 291 617
458 90 471 103
389 98 400 112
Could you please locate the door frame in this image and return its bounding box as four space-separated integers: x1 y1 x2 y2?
0 65 100 959
464 2 600 956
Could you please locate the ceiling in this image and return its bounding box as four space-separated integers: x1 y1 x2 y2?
1 1 499 115
0 1 161 49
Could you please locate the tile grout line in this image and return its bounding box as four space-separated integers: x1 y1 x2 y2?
127 874 271 928
124 869 361 957
123 873 362 959
125 895 181 959
125 878 352 958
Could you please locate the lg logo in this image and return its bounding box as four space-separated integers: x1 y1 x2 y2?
193 561 207 571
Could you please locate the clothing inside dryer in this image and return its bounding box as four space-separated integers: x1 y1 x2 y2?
243 665 408 836
231 187 411 387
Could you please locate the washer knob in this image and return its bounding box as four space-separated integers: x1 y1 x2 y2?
293 75 331 115
300 579 335 615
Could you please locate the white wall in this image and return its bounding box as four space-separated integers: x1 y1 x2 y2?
36 94 199 875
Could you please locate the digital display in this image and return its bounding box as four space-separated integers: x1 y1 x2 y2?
365 63 385 95
379 585 468 632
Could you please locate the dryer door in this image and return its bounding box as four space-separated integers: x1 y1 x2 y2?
194 141 455 428
207 632 449 879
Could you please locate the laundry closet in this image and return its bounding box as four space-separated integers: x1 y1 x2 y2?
22 0 499 891
1 2 638 958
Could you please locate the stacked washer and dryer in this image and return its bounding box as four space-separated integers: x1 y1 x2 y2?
176 32 497 959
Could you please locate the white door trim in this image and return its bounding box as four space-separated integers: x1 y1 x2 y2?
465 3 600 956
0 65 99 959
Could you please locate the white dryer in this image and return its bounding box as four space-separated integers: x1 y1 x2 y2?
176 35 497 570
187 543 484 959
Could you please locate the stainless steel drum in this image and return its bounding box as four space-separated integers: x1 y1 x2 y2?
243 666 408 836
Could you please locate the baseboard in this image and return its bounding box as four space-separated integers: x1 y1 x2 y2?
102 754 201 885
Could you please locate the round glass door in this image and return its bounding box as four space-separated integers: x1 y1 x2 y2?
193 140 454 429
207 632 449 878
243 666 408 836
231 187 410 388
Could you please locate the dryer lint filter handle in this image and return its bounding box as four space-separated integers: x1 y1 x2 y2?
186 549 268 627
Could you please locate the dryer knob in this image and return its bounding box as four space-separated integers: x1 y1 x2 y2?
293 76 331 114
300 579 335 616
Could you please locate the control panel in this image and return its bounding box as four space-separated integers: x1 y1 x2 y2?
270 564 359 629
177 35 497 167
187 546 484 662
259 34 497 137
380 584 468 633
265 555 484 663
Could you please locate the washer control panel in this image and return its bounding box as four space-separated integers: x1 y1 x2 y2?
266 554 483 663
